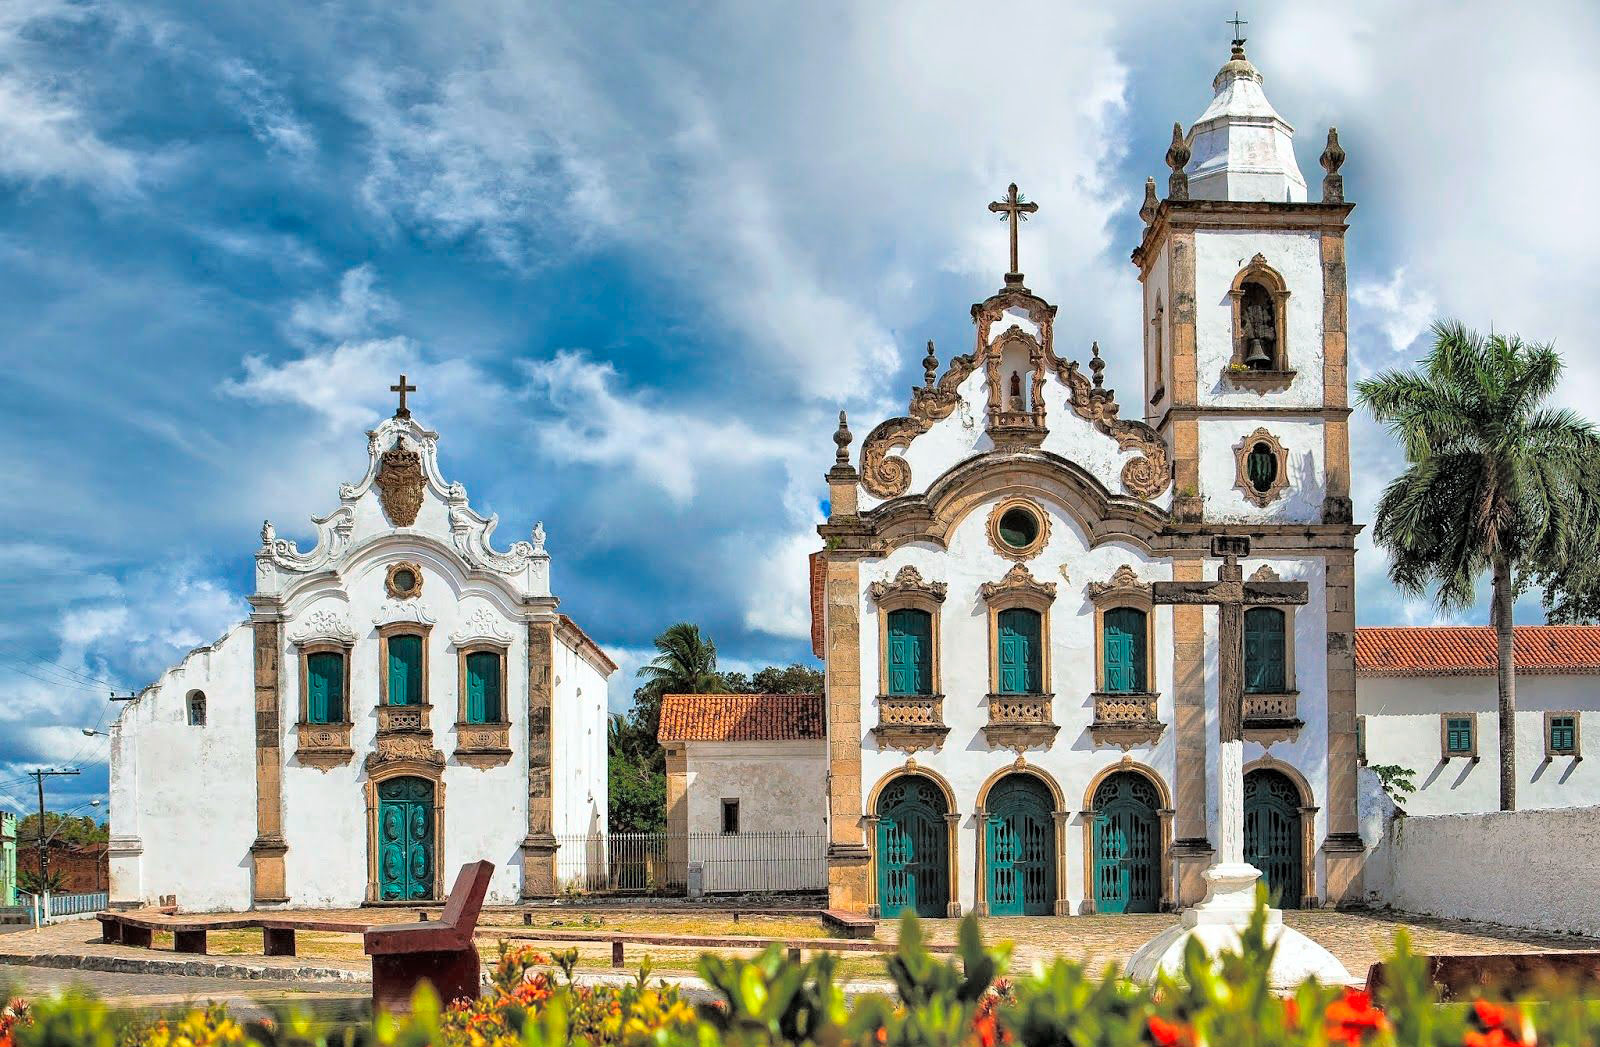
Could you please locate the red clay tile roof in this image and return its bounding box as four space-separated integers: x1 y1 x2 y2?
810 551 826 659
657 693 825 743
1355 626 1600 677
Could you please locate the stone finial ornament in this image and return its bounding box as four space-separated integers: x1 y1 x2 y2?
1320 127 1346 203
1139 177 1158 225
261 519 275 545
923 340 939 388
1165 122 1191 201
531 521 546 554
833 410 853 467
1089 341 1106 390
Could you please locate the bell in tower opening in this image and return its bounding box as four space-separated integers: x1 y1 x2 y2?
1240 282 1277 369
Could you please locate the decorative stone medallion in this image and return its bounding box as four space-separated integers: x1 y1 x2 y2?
375 441 425 526
1234 428 1290 507
386 561 424 600
986 498 1050 561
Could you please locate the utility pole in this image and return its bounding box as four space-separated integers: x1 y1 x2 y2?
29 769 80 891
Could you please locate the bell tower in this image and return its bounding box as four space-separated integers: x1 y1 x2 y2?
1131 31 1365 907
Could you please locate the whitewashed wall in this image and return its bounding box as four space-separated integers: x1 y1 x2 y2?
1359 675 1600 815
683 740 827 893
1374 806 1600 937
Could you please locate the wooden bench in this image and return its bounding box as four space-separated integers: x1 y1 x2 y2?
96 909 365 957
364 860 494 1013
1365 952 1600 1001
509 927 952 968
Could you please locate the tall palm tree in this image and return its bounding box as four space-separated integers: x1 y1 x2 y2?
638 622 728 695
1357 321 1597 810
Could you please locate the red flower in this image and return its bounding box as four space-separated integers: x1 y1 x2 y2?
1148 1015 1193 1047
1467 999 1534 1047
1284 998 1301 1028
1324 989 1389 1045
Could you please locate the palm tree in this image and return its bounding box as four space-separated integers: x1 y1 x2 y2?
639 622 728 695
1357 321 1597 810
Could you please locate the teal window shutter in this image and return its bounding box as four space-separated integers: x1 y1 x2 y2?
1446 717 1473 754
306 651 344 724
1550 715 1576 753
1102 607 1147 693
886 609 933 696
388 634 423 706
466 651 502 723
997 608 1042 694
1243 607 1286 694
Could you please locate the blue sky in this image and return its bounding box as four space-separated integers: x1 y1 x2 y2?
2 1 1598 813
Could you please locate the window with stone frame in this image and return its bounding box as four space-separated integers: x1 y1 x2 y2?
186 690 206 727
1101 607 1149 693
383 630 426 707
463 649 504 724
1442 713 1476 759
1547 712 1580 758
1227 254 1292 376
1243 607 1288 694
886 608 934 697
305 651 346 725
996 607 1043 694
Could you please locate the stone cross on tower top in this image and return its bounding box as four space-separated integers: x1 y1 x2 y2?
988 183 1038 284
390 374 417 419
1227 10 1247 45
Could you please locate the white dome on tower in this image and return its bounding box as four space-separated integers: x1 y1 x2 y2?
1185 40 1307 202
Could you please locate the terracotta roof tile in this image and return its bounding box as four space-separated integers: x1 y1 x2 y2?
657 693 825 743
810 551 826 659
1355 626 1600 677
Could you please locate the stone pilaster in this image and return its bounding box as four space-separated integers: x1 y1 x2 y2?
1170 555 1213 905
1323 547 1364 904
249 611 288 905
824 554 870 912
1321 230 1354 523
664 745 688 877
1167 231 1203 521
521 619 558 898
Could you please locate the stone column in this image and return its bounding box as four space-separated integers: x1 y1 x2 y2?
1323 547 1364 903
249 609 289 905
824 553 870 912
521 618 558 898
1170 555 1212 905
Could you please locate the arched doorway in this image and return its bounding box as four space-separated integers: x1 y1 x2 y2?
983 774 1056 916
875 775 950 919
1091 771 1162 913
1243 768 1302 908
376 776 435 901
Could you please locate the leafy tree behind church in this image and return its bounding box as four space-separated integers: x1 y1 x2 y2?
1358 321 1598 811
607 622 824 832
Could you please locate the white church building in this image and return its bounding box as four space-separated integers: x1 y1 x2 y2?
108 388 615 911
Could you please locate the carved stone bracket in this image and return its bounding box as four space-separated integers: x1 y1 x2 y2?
868 566 948 605
1056 356 1172 499
982 693 1059 751
871 695 950 753
365 730 445 773
295 723 354 770
454 723 513 769
979 563 1057 605
1088 692 1165 750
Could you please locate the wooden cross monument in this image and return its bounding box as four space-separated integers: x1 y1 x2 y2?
1152 535 1308 871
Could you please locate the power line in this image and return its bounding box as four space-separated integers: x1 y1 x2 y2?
0 645 123 690
0 658 121 697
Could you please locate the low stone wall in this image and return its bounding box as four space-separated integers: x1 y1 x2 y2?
1376 805 1600 938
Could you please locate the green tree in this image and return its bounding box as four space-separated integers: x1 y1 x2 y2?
16 813 107 848
1358 320 1598 810
719 663 825 695
635 623 728 740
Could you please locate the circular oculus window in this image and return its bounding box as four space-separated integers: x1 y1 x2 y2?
386 561 424 599
997 506 1041 550
392 567 417 591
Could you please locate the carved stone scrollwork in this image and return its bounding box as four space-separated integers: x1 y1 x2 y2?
449 605 516 647
871 695 950 754
979 563 1057 605
385 561 424 600
982 693 1059 751
1086 564 1151 601
868 566 948 605
1057 358 1172 499
1235 427 1290 507
295 723 354 770
455 723 513 769
859 355 978 498
288 608 357 647
365 732 445 773
1088 693 1165 751
376 441 426 527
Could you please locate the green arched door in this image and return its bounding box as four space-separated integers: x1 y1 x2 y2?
876 776 949 919
1092 772 1162 914
1244 769 1302 908
377 777 435 901
984 774 1056 916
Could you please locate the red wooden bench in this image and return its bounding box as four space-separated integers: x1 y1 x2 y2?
364 860 494 1013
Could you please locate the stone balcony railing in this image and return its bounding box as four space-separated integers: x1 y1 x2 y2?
982 692 1059 750
1088 691 1165 750
1242 691 1302 744
377 702 432 734
871 694 949 753
295 721 354 770
454 721 513 769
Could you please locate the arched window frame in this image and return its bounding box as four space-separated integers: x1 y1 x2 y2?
979 564 1058 751
288 610 357 769
1086 566 1164 750
1234 427 1291 508
186 690 207 727
867 566 949 754
378 622 432 733
1226 254 1294 386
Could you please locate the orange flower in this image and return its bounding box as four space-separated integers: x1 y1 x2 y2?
1284 998 1301 1028
1467 999 1534 1047
1148 1015 1193 1047
1324 989 1389 1045
875 1025 889 1045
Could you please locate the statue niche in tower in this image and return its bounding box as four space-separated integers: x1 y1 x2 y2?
1008 371 1026 412
1239 282 1278 370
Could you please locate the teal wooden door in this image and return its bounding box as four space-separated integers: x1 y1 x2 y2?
1102 607 1147 692
984 774 1056 916
1092 772 1161 914
886 609 932 696
1244 769 1301 908
875 777 948 919
377 777 435 901
997 609 1041 693
1243 608 1286 693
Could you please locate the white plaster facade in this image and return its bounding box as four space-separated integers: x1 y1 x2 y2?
677 740 828 894
1358 673 1600 816
110 409 614 911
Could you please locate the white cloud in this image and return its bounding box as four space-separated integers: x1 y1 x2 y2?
217 58 316 159
1352 268 1436 361
286 264 394 344
518 349 801 504
739 526 822 641
0 0 141 191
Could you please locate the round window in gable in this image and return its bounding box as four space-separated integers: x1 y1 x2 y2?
386 561 424 600
987 499 1050 560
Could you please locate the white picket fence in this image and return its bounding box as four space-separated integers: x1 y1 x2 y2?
16 890 108 926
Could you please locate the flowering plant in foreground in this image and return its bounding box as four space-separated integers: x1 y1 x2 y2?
7 898 1600 1047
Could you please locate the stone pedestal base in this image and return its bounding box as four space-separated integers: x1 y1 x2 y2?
1127 863 1351 989
826 844 871 913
